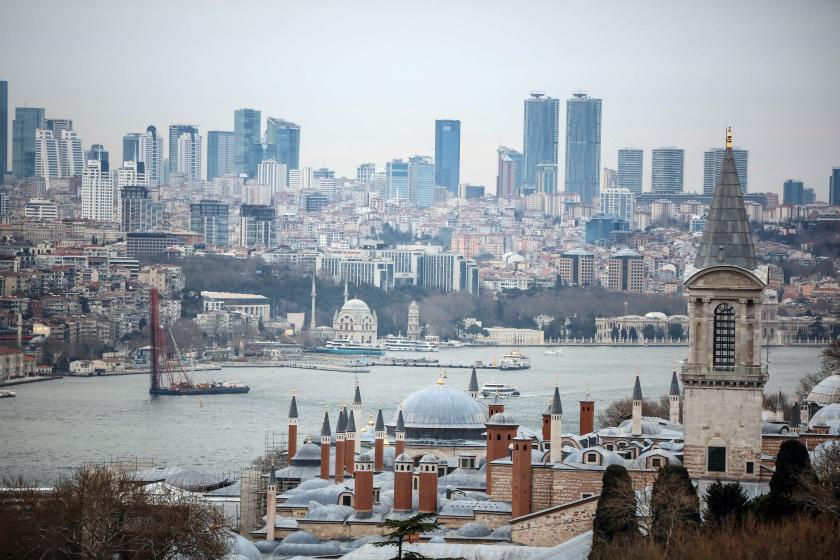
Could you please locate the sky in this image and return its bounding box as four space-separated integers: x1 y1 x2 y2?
1 0 839 197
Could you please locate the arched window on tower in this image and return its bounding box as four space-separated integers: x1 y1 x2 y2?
713 303 736 371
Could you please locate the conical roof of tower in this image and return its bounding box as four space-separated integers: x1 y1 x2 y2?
288 395 299 419
396 409 405 432
336 408 347 433
632 375 643 401
353 384 362 405
669 371 680 396
693 131 756 271
468 367 479 393
321 411 331 437
347 409 357 432
375 409 385 432
550 386 563 415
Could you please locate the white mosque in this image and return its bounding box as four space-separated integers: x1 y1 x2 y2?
310 281 378 344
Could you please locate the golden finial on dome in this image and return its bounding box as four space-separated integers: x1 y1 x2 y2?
726 126 733 149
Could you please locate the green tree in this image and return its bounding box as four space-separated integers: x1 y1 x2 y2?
766 439 816 520
650 465 700 549
668 323 684 340
703 480 748 527
642 324 657 341
372 512 440 559
591 465 638 557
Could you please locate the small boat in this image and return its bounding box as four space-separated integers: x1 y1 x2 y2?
314 340 385 356
383 335 438 353
0 389 16 398
480 382 520 398
544 348 563 356
498 349 531 370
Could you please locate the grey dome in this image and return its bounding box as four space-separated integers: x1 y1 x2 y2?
357 451 374 463
342 298 370 311
395 453 413 463
419 454 439 464
270 542 341 557
395 383 488 429
291 442 322 465
807 375 840 405
281 531 319 544
428 536 447 543
304 504 354 521
457 522 492 537
808 403 840 434
488 412 517 426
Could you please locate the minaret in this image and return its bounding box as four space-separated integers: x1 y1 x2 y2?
309 274 317 331
320 410 331 480
345 409 356 475
395 408 406 457
631 372 643 437
775 388 785 422
344 280 349 304
549 384 563 463
288 391 299 460
352 380 363 426
334 406 346 483
374 408 386 472
467 366 479 399
669 366 681 425
265 463 278 541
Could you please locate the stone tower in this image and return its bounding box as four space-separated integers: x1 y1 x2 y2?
681 128 767 481
407 300 421 341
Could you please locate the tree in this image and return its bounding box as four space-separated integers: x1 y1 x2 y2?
597 397 670 429
703 481 748 527
591 465 638 557
372 512 441 560
0 466 230 559
642 324 657 341
795 441 840 519
766 439 816 520
628 327 639 341
668 323 684 340
650 465 700 549
611 326 620 341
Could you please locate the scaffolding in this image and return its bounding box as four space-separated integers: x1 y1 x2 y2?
238 430 289 536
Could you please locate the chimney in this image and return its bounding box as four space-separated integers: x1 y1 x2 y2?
374 409 385 471
541 401 552 442
353 452 374 516
418 454 438 514
345 409 357 475
549 385 563 463
485 412 519 494
266 466 278 541
631 371 643 437
287 392 299 460
488 395 505 417
334 406 346 483
579 388 595 435
320 410 331 480
668 368 681 425
393 453 414 512
511 436 532 517
395 409 406 457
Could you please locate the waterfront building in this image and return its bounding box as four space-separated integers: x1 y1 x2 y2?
783 179 805 205
831 168 840 206
201 291 271 321
239 204 276 248
409 155 435 207
652 148 684 194
704 147 748 194
496 146 523 197
434 119 460 195
564 92 602 204
386 159 409 201
207 130 235 181
168 124 199 174
407 301 421 340
264 117 300 174
484 326 544 345
12 106 45 178
607 248 644 292
558 248 595 286
0 81 6 184
617 148 643 195
523 92 560 189
190 200 229 247
234 108 262 178
80 158 114 222
599 187 634 222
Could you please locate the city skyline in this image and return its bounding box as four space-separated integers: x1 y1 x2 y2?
1 1 839 197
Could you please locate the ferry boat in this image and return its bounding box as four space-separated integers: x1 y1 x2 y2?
0 389 16 398
480 382 520 398
498 349 531 370
544 348 563 356
383 335 438 353
314 340 386 356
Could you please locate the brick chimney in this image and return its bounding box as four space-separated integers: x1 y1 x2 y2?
395 408 406 457
353 452 375 516
418 454 438 514
485 412 519 494
320 410 331 480
579 388 595 435
488 395 505 417
287 392 299 460
541 400 551 442
334 406 346 483
393 453 414 513
374 409 385 471
511 436 532 517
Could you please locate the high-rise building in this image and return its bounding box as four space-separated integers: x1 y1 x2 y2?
783 179 804 205
600 187 635 222
168 124 199 173
138 126 165 187
802 187 816 205
558 249 595 286
496 146 523 197
617 148 643 195
537 163 558 194
234 108 262 178
608 248 644 292
356 163 375 184
523 92 559 189
35 129 59 180
81 159 114 222
35 128 84 187
264 117 300 173
123 133 141 163
86 143 109 164
257 159 287 194
434 120 460 194
564 92 602 204
387 159 409 200
704 147 748 194
0 81 7 184
207 130 235 181
120 184 160 232
651 148 684 194
830 168 840 207
175 129 202 181
12 106 45 178
601 167 617 192
190 200 229 247
239 204 276 248
409 155 435 207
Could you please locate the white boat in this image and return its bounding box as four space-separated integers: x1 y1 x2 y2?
383 335 438 353
498 349 531 370
480 383 520 398
544 348 563 356
0 390 16 398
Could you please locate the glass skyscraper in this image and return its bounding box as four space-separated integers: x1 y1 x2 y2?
207 131 235 181
0 82 8 184
234 108 262 178
830 168 840 207
564 92 602 204
123 132 141 163
704 147 748 195
190 200 230 247
523 92 559 189
265 117 300 173
12 106 45 179
409 155 435 207
617 148 643 195
387 159 409 200
783 179 804 205
651 148 684 194
168 124 199 173
434 119 460 194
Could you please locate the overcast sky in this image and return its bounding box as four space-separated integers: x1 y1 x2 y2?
2 0 838 197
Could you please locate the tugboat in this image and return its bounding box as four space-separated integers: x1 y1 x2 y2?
498 349 531 370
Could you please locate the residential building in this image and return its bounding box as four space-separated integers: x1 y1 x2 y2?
35 128 84 188
564 92 602 204
496 146 523 197
0 81 7 184
783 179 804 205
239 204 276 248
387 159 409 200
558 249 595 286
207 130 235 181
264 117 300 173
599 187 634 222
12 106 45 178
537 163 558 194
124 126 165 187
830 168 840 206
257 159 287 194
176 129 202 181
434 119 460 194
704 147 748 195
23 199 59 221
81 159 115 222
168 124 199 174
86 143 108 164
356 163 375 184
617 148 643 195
607 248 644 292
234 108 262 178
523 92 560 189
409 155 435 207
651 148 684 194
120 185 159 232
190 200 229 247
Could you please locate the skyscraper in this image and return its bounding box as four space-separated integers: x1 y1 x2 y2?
81 158 114 222
86 144 109 164
496 146 523 197
830 168 840 207
409 155 435 207
783 179 804 205
523 92 559 189
537 163 558 194
356 163 375 184
0 81 7 184
207 131 235 181
651 148 684 194
35 128 84 187
234 108 262 178
434 120 460 194
599 187 635 222
168 124 199 173
704 147 748 194
387 159 409 200
12 106 45 178
617 148 643 195
139 126 164 187
123 133 141 163
175 129 202 182
190 200 229 247
564 92 602 204
264 117 300 173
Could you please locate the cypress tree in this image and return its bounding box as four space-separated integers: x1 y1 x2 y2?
766 439 816 520
703 480 748 527
591 464 638 557
650 465 700 547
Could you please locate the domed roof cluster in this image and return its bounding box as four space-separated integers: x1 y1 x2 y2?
807 375 840 405
809 403 840 434
395 382 488 430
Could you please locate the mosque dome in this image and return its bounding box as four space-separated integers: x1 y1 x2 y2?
487 412 518 426
290 442 322 466
342 298 370 312
808 403 840 434
807 375 840 405
390 380 488 442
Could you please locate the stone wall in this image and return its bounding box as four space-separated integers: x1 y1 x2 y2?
531 466 555 511
551 470 603 504
295 520 387 540
490 464 512 502
510 495 599 547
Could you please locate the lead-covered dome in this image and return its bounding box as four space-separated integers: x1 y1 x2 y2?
390 382 488 441
808 403 840 434
342 298 370 312
807 375 840 405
